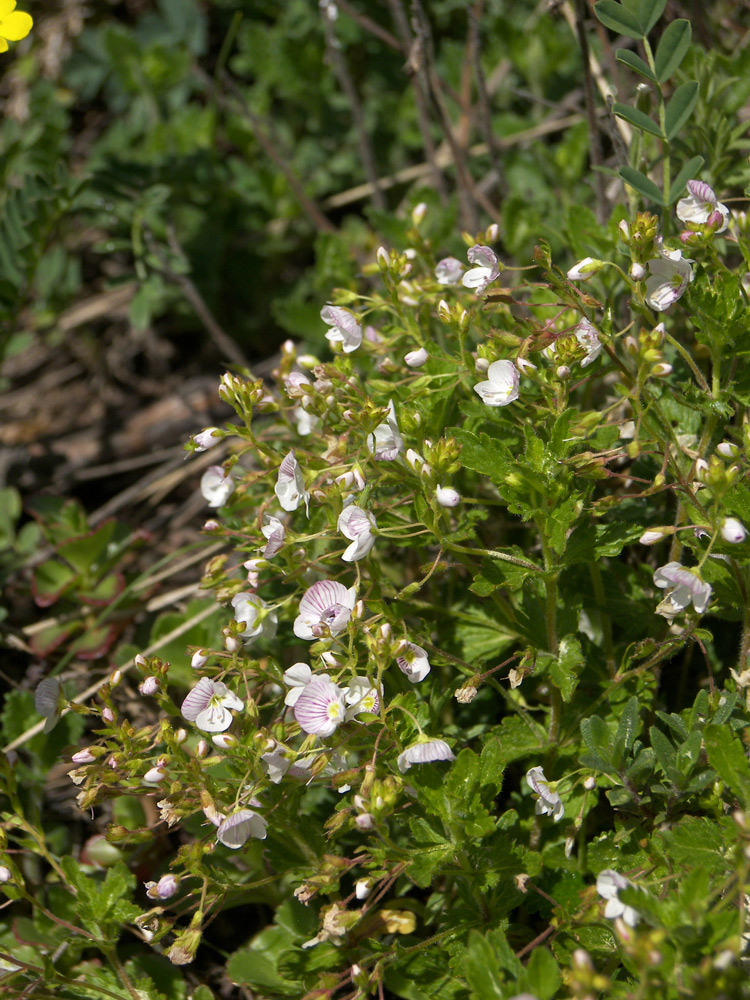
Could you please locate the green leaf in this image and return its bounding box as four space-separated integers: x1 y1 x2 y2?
524 947 562 1000
634 0 667 34
665 81 699 140
548 635 584 702
615 48 656 81
612 102 664 137
704 723 750 809
668 155 705 204
655 19 691 82
32 560 79 607
594 0 644 38
612 696 640 767
619 165 664 205
57 520 116 574
466 930 505 1000
581 715 613 764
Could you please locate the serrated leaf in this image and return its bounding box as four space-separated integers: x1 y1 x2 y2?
612 696 640 766
612 102 664 137
655 19 691 82
581 715 613 762
548 635 584 702
616 48 656 81
595 0 643 38
619 165 664 205
665 81 699 140
704 723 750 809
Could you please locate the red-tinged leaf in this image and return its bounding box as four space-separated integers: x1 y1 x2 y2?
72 623 119 660
28 620 80 657
57 520 116 574
32 560 79 608
79 572 125 607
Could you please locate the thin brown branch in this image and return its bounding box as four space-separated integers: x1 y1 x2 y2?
145 224 248 369
321 5 386 210
468 1 507 199
387 0 448 201
336 0 401 50
323 111 585 209
217 71 337 234
571 0 608 221
410 0 479 232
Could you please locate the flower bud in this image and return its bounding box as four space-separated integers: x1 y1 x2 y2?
175 729 188 744
195 740 209 758
143 766 167 784
102 707 114 723
651 362 672 377
630 262 646 280
193 427 222 452
584 776 596 790
353 600 365 619
191 649 208 670
639 529 666 545
721 517 747 543
404 347 429 368
619 219 630 241
556 365 571 379
717 441 739 458
203 519 220 531
436 486 460 508
474 356 490 373
212 734 237 749
139 677 159 696
110 670 122 687
377 246 389 270
485 222 499 242
355 813 374 830
516 356 537 373
411 202 427 225
380 623 391 641
0 866 11 883
567 257 605 281
225 634 241 654
355 878 373 900
134 654 148 669
438 299 451 321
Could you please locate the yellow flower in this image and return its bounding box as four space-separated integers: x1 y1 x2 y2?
0 0 33 53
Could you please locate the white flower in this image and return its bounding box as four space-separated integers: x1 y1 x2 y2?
181 677 244 733
294 678 348 736
462 245 500 294
653 562 712 617
321 304 363 353
721 517 747 543
217 809 268 848
200 466 235 508
396 642 431 683
294 406 322 436
293 580 357 640
596 869 640 927
368 399 404 460
337 504 377 562
397 739 455 772
676 179 729 233
567 257 604 280
231 592 277 640
436 486 460 507
574 318 602 367
193 427 222 452
71 748 96 764
282 662 313 706
261 746 291 783
473 360 520 406
435 257 463 285
644 241 693 311
639 529 667 545
404 347 429 368
261 515 286 558
0 866 11 883
526 766 564 822
344 677 380 719
274 450 309 513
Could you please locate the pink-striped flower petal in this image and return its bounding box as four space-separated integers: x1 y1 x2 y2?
275 451 309 513
294 678 347 736
397 739 454 772
294 580 357 640
216 809 268 848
